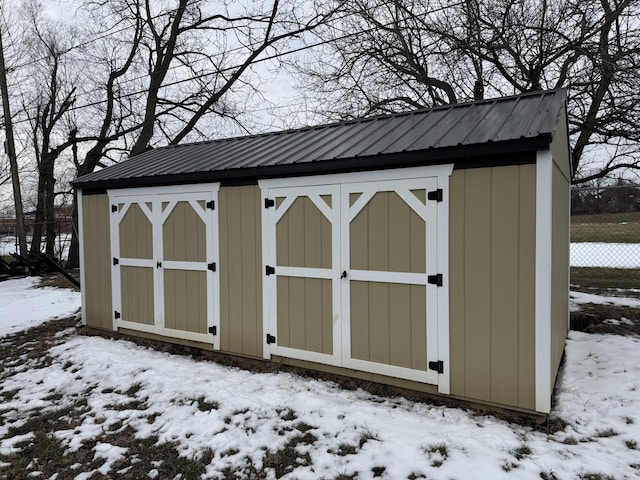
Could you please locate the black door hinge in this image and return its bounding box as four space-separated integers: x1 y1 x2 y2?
114 311 121 319
427 273 443 286
113 257 119 265
111 204 118 213
206 200 215 210
208 325 217 335
264 198 275 208
428 360 444 374
208 262 216 272
428 189 443 202
266 334 276 344
265 265 275 275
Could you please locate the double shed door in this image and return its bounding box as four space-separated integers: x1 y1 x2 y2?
261 168 450 388
109 185 220 346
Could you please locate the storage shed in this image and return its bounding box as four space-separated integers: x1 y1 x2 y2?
73 89 571 415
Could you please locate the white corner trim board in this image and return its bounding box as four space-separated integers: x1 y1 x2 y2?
535 150 553 413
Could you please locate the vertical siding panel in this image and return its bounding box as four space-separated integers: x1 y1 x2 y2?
198 270 207 333
218 185 263 356
304 199 322 267
551 163 570 386
389 284 411 369
240 187 258 356
388 193 410 272
288 277 305 349
304 278 322 352
463 169 491 402
289 199 304 267
410 285 427 370
253 186 263 357
350 204 368 270
449 170 465 396
369 193 389 271
277 277 290 347
164 271 175 330
321 200 332 269
518 164 537 409
368 282 390 364
219 189 230 351
227 189 244 352
276 205 289 266
82 194 113 330
490 167 519 406
410 207 426 274
321 278 332 355
350 281 370 361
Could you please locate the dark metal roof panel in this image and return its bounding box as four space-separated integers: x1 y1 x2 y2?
74 89 567 187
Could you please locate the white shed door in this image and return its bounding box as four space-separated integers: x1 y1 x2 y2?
109 185 220 347
261 167 451 388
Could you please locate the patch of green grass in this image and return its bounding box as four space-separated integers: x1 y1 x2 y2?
571 267 640 295
571 211 640 243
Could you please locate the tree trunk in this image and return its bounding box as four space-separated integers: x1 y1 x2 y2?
0 29 27 256
29 156 56 256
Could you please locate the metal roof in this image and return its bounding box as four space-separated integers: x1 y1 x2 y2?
74 89 567 189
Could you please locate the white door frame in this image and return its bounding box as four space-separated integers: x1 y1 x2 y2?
259 165 453 393
108 183 220 347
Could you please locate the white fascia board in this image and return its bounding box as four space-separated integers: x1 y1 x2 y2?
535 149 553 413
107 183 220 198
258 164 454 190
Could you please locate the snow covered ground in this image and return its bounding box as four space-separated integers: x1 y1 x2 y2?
0 278 639 479
0 234 71 259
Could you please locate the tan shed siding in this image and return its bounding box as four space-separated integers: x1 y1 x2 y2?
350 282 426 370
219 185 263 357
551 108 571 180
277 277 333 354
350 191 426 273
164 270 207 333
119 203 152 259
449 164 536 410
276 196 332 269
81 193 113 329
550 162 570 387
163 201 206 262
121 266 154 325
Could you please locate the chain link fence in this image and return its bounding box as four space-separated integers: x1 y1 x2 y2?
571 183 640 269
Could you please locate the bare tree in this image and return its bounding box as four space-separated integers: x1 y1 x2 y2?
19 8 79 256
120 0 340 155
0 24 27 256
295 0 640 182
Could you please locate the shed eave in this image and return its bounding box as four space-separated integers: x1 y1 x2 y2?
73 135 551 192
